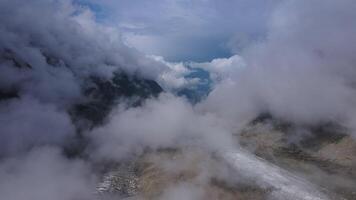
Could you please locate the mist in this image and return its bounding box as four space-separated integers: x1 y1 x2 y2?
201 0 356 134
0 0 356 200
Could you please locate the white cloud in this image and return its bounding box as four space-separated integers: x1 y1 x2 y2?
191 55 246 82
0 147 96 200
151 55 192 90
89 94 234 161
201 0 356 135
0 97 75 156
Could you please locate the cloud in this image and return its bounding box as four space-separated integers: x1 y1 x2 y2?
0 0 355 199
151 55 191 90
80 0 281 61
158 183 204 200
0 97 75 156
0 0 175 155
89 94 234 161
0 0 166 100
0 147 96 200
191 55 246 83
202 0 356 135
0 1 243 199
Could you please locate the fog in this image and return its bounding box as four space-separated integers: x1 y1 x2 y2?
201 0 356 134
0 0 356 199
0 147 96 200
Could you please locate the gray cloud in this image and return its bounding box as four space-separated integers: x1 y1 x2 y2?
158 182 204 200
0 0 355 199
0 0 174 155
0 97 75 156
0 0 166 101
89 94 235 161
0 147 96 200
0 1 239 199
0 1 175 199
201 0 356 134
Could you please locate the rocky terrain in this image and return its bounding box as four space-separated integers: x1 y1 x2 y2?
237 118 356 199
95 148 271 200
91 114 356 200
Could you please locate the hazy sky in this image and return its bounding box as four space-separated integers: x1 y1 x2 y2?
77 0 281 62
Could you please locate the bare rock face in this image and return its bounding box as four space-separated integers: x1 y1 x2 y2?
96 162 141 197
238 119 356 200
95 148 270 200
315 136 356 167
70 72 163 129
94 117 356 200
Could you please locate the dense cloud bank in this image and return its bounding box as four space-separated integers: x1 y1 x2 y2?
0 1 168 199
0 97 75 156
0 0 234 199
0 0 169 155
0 147 96 200
0 0 165 105
89 94 233 161
0 0 356 199
201 0 356 135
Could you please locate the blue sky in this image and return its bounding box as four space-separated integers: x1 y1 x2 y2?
76 0 281 62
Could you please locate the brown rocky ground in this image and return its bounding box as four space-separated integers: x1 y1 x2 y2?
96 148 269 200
95 121 356 200
238 121 356 200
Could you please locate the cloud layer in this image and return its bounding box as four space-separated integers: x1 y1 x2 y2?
0 0 356 199
202 0 356 135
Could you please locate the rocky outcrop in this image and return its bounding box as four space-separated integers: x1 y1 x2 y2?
95 148 270 200
70 72 163 129
1 47 163 129
238 118 356 200
0 48 164 158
